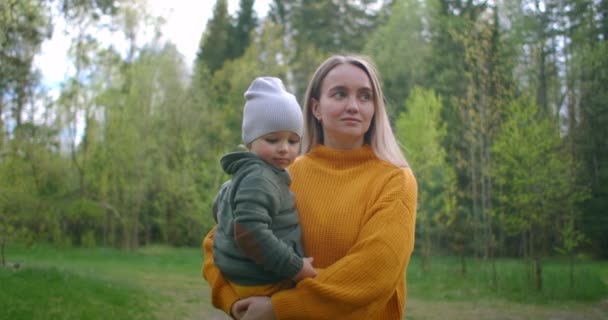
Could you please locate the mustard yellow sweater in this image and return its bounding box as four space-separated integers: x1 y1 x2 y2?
203 145 418 319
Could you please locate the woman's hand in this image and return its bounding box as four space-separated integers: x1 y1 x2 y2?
233 296 275 320
231 299 246 319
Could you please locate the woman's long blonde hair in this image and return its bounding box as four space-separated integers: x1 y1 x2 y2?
301 54 409 168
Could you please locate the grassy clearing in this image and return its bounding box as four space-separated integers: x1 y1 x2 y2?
1 266 151 320
407 255 608 304
1 244 219 320
2 244 606 320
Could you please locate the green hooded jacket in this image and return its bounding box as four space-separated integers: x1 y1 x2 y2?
212 152 304 285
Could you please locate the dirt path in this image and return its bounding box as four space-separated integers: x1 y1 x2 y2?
405 298 608 320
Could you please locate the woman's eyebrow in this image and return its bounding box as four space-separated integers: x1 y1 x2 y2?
328 85 347 91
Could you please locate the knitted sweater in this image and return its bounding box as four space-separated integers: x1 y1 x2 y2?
202 145 418 319
212 152 304 285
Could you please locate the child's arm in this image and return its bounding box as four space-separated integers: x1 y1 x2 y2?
232 175 305 281
212 181 231 223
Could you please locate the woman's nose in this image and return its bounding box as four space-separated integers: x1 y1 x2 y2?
346 97 359 113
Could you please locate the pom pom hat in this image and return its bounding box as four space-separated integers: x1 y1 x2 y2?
242 77 303 145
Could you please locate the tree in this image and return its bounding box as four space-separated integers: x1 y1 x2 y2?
198 0 233 74
268 0 387 96
229 0 258 60
492 97 589 291
565 0 608 258
364 0 432 119
0 0 51 129
396 87 457 272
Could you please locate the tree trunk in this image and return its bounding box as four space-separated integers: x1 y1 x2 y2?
144 219 151 246
110 212 116 248
122 219 130 250
535 0 548 113
422 228 432 273
132 212 139 250
534 255 543 291
460 252 467 276
470 139 480 257
0 239 5 267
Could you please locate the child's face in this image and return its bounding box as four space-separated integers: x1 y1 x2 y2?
250 131 301 170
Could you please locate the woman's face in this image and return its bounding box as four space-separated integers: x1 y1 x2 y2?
312 64 375 149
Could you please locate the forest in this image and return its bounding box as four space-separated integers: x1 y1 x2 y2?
1 0 607 298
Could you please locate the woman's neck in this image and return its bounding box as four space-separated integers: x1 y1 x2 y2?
322 135 364 150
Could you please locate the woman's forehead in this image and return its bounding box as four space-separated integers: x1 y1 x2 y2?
323 64 372 90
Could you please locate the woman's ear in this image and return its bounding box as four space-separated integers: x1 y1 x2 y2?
311 98 321 121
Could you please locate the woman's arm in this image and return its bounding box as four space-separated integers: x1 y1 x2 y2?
202 227 240 315
271 168 418 319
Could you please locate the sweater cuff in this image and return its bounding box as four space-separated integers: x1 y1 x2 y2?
214 283 240 316
271 286 309 318
282 254 304 280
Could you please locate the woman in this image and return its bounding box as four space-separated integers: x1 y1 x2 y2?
202 54 418 320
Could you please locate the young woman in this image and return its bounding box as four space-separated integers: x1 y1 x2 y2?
203 54 418 320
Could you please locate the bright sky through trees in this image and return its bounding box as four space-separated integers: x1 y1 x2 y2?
35 0 270 92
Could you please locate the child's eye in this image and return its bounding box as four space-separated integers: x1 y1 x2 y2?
265 138 278 143
289 139 300 145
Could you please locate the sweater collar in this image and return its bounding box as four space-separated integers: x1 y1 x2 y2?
305 144 377 169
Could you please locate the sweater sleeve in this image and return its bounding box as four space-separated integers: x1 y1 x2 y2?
201 227 239 315
271 168 418 319
232 175 303 280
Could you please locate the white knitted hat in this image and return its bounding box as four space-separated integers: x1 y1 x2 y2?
242 77 303 145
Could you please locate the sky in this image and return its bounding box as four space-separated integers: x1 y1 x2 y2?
35 0 271 90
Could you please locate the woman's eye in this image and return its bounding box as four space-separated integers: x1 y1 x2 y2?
360 92 372 101
333 90 346 98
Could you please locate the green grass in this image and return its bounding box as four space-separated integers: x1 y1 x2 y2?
0 267 150 320
407 255 608 304
1 244 215 320
2 244 606 320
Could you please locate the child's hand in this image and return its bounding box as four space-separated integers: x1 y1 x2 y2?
292 257 317 282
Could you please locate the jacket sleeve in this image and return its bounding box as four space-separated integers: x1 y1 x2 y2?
212 180 231 223
232 175 303 280
201 227 239 315
271 168 418 319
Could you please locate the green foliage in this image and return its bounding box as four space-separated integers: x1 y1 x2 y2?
572 41 608 258
491 97 590 288
0 0 51 128
229 0 258 59
364 0 432 118
2 0 607 260
268 0 387 96
0 122 70 262
396 87 458 271
198 0 233 73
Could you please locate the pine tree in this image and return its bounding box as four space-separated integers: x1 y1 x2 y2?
198 0 233 74
229 0 258 60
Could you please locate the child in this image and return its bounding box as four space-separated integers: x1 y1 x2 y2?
211 77 317 298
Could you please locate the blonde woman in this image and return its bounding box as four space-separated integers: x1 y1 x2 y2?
203 54 418 320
